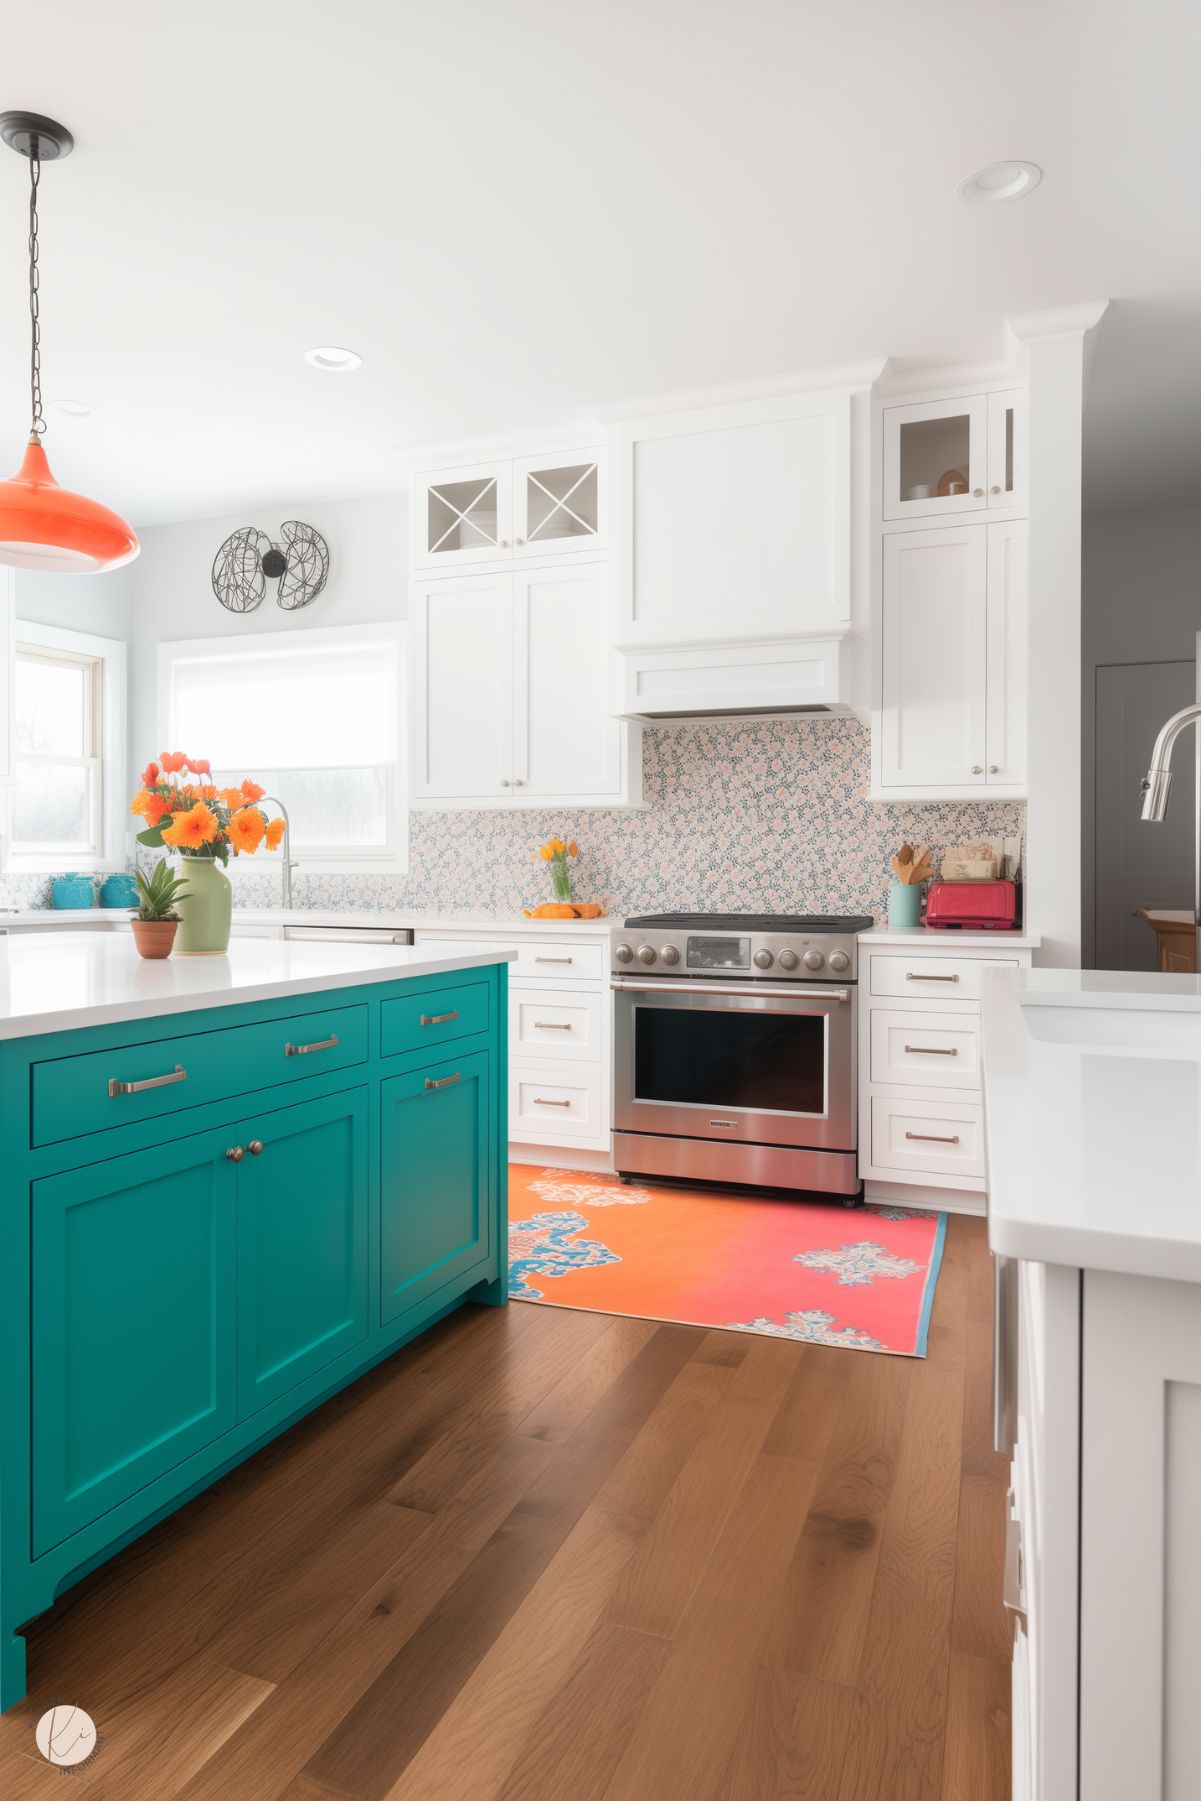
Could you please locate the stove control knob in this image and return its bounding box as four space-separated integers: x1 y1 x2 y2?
828 950 851 973
803 950 825 971
777 948 800 971
615 942 633 964
660 944 681 965
636 944 657 965
752 948 774 969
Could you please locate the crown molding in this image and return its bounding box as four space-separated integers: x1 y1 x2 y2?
588 358 889 423
1005 300 1110 344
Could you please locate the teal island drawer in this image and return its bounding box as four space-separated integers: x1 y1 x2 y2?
380 979 491 1058
31 1002 369 1146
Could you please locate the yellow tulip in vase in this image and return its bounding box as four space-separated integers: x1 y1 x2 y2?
129 752 286 955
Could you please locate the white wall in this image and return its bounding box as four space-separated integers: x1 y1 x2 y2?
127 491 406 768
14 566 133 641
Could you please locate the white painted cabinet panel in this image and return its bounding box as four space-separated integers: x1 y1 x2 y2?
511 450 603 558
986 518 1028 786
612 390 851 649
514 565 621 801
410 573 514 800
880 524 988 788
414 460 513 571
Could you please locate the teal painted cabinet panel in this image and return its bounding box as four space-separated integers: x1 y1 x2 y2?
31 1132 237 1556
235 1087 369 1419
380 978 491 1059
380 1048 492 1325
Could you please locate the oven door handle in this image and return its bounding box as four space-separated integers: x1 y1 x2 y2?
611 979 850 1003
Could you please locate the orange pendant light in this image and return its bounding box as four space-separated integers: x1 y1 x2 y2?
0 112 138 574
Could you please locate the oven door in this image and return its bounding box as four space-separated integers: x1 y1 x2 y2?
612 977 855 1150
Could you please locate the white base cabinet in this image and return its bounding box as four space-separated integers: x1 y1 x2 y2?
410 562 639 808
1002 1256 1201 1800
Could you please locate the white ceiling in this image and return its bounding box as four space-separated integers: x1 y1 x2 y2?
1084 295 1201 514
3 0 1200 527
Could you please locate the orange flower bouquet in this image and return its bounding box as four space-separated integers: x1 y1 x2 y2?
129 753 284 864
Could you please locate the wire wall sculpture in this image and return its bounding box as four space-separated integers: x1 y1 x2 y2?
211 520 329 614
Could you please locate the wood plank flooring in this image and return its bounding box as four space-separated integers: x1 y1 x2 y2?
0 1214 1011 1800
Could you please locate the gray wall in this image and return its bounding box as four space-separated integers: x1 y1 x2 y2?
1082 505 1201 965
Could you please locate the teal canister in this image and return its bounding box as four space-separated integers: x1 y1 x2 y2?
101 872 139 909
887 879 923 928
51 872 95 910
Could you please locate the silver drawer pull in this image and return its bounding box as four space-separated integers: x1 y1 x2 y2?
906 971 959 982
533 1096 571 1107
534 955 573 965
905 1130 960 1144
534 1020 573 1031
420 1010 459 1026
285 1033 340 1057
425 1073 462 1090
108 1063 186 1098
903 1044 958 1056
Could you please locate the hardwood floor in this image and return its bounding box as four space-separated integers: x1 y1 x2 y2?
0 1214 1011 1800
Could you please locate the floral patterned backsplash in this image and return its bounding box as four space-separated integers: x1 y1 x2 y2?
177 718 1022 920
3 718 1024 919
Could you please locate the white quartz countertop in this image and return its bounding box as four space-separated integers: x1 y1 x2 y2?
860 923 1041 951
0 907 612 938
982 966 1201 1279
0 932 515 1042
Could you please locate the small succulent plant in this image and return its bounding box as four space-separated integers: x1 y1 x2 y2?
134 860 191 923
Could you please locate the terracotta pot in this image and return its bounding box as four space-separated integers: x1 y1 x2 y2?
131 918 179 960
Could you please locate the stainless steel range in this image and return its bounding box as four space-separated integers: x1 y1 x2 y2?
611 911 872 1199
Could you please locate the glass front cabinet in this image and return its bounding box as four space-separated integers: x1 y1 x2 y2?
882 390 1025 521
414 448 603 571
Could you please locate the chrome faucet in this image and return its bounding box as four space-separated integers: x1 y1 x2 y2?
1140 692 1201 970
259 796 298 912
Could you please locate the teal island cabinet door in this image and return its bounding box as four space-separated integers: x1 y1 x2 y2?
32 1131 237 1557
235 1086 369 1419
380 1049 492 1327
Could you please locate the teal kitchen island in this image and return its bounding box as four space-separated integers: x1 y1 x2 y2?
0 931 512 1711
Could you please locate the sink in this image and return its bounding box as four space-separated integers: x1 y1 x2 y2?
1020 998 1201 1054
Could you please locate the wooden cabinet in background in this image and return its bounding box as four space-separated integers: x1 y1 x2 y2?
1132 907 1196 973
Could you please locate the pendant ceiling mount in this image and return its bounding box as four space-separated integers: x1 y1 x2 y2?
0 111 74 161
0 108 138 574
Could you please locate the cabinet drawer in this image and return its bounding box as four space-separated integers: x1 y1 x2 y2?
511 986 603 1063
510 1064 605 1139
869 1009 982 1090
31 1002 369 1146
416 933 606 984
871 1095 985 1179
380 979 491 1058
869 953 1020 1002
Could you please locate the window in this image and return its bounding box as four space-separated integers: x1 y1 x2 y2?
5 622 127 872
158 624 406 872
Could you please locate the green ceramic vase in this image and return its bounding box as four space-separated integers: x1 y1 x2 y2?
173 856 233 955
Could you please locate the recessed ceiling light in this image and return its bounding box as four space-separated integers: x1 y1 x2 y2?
50 397 93 417
956 161 1042 206
304 346 362 372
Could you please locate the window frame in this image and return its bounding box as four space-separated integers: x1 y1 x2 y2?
156 622 408 876
4 620 127 876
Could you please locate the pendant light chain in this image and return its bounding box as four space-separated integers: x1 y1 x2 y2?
27 143 44 438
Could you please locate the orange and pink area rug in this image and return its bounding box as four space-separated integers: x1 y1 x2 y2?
507 1163 947 1357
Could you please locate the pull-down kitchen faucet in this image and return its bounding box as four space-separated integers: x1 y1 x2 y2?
258 796 297 911
1140 685 1201 972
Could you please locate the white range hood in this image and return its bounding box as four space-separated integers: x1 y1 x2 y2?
614 630 854 723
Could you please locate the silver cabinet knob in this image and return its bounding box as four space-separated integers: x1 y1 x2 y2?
989 764 1000 774
829 950 851 973
803 950 825 970
777 948 799 971
516 537 525 546
753 948 774 969
615 942 633 963
972 487 984 498
499 538 510 548
499 778 511 787
660 944 680 965
991 485 1002 495
636 944 657 965
972 765 983 774
513 778 524 787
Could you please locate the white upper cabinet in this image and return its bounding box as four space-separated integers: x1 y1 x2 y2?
414 449 602 572
877 520 1027 797
882 389 1025 521
410 562 636 808
611 390 851 649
